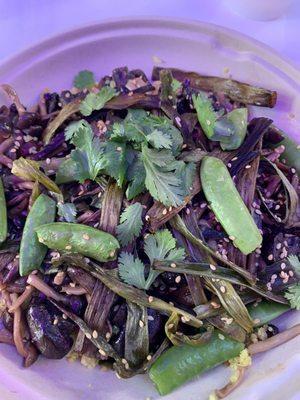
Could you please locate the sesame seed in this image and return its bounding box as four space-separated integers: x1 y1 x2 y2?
162 208 167 215
116 146 122 152
266 283 272 291
170 262 177 268
245 164 251 169
105 332 111 340
229 235 236 241
65 245 72 250
209 264 216 271
168 206 173 212
83 234 90 240
146 355 152 361
186 208 190 215
206 120 211 126
53 318 58 325
276 216 282 222
281 263 286 269
253 318 261 325
148 315 154 321
121 358 127 365
255 209 262 215
280 271 287 279
289 270 294 277
62 313 67 320
291 168 296 174
69 282 76 288
255 248 261 255
148 296 154 303
211 301 221 309
227 163 232 168
218 334 225 340
139 320 145 328
220 286 226 293
276 243 282 250
99 348 106 356
168 323 174 330
109 251 115 258
92 330 98 339
274 204 280 210
145 215 150 221
175 276 181 284
267 254 274 261
85 332 92 339
271 274 277 281
283 240 288 247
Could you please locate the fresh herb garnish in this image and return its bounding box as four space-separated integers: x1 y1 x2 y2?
80 86 117 116
116 202 144 246
285 284 300 310
118 229 185 290
73 70 96 89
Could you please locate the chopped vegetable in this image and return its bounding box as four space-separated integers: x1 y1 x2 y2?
19 194 56 276
200 156 262 254
80 86 117 116
73 70 96 89
149 330 244 395
35 222 120 262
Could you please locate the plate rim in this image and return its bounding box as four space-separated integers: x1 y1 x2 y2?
0 16 299 82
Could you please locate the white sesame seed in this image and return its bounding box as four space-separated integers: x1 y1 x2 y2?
99 348 106 356
92 330 98 339
253 318 261 325
274 204 280 210
200 202 207 209
139 320 145 328
148 296 154 303
281 263 286 269
168 323 174 330
121 358 127 365
227 163 232 168
116 146 122 152
85 332 92 339
255 209 262 215
62 313 67 320
211 301 220 309
255 248 261 255
146 355 152 361
109 251 115 258
186 208 190 215
53 318 58 325
115 372 121 379
175 276 181 284
209 264 216 271
267 254 274 261
148 315 154 321
271 274 277 281
168 206 173 212
69 282 76 288
83 234 90 240
245 164 251 169
145 215 150 221
162 208 167 215
229 235 236 241
220 286 226 293
170 263 177 268
206 120 211 126
283 240 288 247
276 243 282 250
291 168 296 174
65 245 72 250
105 332 111 340
218 334 225 340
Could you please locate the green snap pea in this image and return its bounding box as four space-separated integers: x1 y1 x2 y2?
280 136 300 175
248 301 290 327
0 177 7 244
149 330 244 395
19 194 56 276
200 156 262 254
35 222 120 262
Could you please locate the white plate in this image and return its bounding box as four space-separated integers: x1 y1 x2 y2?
0 18 299 400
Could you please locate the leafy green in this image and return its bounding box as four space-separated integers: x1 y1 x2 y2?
285 284 300 310
171 78 182 94
116 202 143 246
125 153 146 200
118 252 147 290
80 86 117 116
110 109 183 155
101 141 127 186
141 145 188 207
65 119 89 141
288 255 300 276
118 229 185 290
73 70 95 89
67 120 105 182
57 202 77 223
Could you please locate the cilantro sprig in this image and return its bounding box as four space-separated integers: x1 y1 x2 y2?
73 70 96 89
80 86 118 116
116 202 144 246
118 229 185 290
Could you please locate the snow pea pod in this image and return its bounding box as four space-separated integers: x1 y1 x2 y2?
19 194 56 276
200 156 262 254
0 177 7 244
149 330 244 395
35 222 120 262
280 136 300 175
248 301 290 327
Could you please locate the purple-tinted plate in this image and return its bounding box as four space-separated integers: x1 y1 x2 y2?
0 17 299 400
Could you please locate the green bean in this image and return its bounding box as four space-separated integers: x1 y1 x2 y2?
35 222 120 262
19 194 56 276
200 156 262 254
248 301 290 327
0 177 7 244
149 330 244 395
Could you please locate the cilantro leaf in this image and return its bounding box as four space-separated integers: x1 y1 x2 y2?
146 129 172 150
171 78 182 93
101 141 127 187
57 202 77 222
80 86 117 116
285 284 300 310
288 255 300 276
110 109 183 155
73 70 95 89
144 229 186 265
176 161 196 196
141 145 186 206
126 152 146 200
116 202 143 246
65 120 89 141
118 252 147 289
144 229 186 289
